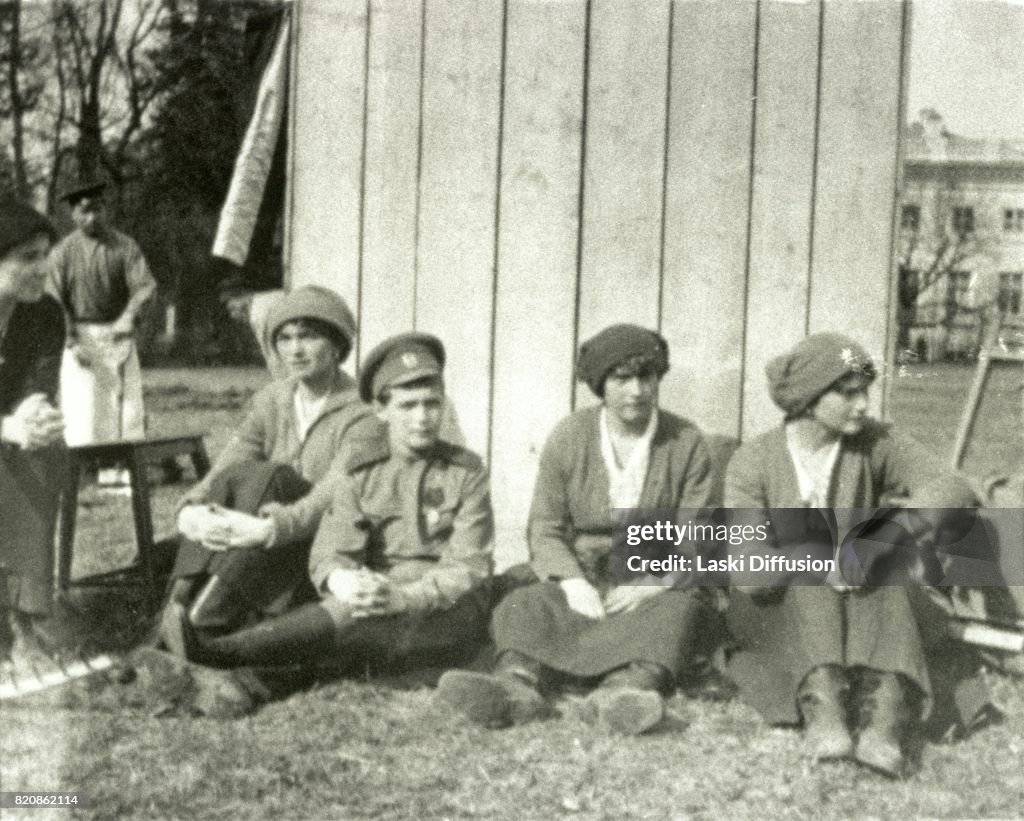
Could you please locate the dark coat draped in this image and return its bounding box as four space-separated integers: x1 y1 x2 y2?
1 295 66 614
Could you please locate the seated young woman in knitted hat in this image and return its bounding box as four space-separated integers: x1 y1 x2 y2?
722 332 989 777
0 198 66 678
157 286 383 674
436 323 715 735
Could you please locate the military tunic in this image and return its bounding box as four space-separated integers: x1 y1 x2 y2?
309 437 494 658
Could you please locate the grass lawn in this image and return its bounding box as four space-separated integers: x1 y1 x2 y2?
1 363 1021 821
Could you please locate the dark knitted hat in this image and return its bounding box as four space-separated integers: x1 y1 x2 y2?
576 324 669 398
766 332 877 418
0 197 56 260
266 286 357 363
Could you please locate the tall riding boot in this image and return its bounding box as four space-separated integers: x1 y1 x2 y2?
589 661 671 736
199 603 338 668
797 665 854 761
188 575 252 633
854 670 921 777
435 650 550 728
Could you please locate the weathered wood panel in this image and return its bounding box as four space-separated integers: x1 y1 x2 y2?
359 0 423 361
288 0 366 306
414 0 504 457
490 0 587 564
576 0 671 375
809 0 908 418
660 0 757 440
742 0 822 439
287 0 912 542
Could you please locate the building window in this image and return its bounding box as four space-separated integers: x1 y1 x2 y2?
901 204 920 231
998 272 1022 315
1004 208 1024 232
946 270 971 308
898 266 919 306
952 206 975 236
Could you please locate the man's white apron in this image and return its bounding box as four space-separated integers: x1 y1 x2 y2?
60 324 145 446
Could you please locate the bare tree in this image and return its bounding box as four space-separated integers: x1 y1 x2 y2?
0 0 46 197
49 0 165 185
2 0 166 208
897 180 999 356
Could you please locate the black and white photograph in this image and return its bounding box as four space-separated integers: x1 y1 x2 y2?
1 0 1022 818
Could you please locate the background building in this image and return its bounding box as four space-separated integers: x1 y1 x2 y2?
899 109 1024 360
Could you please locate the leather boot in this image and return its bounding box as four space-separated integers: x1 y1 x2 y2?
435 651 550 728
203 603 338 668
188 575 249 633
589 662 669 736
797 665 854 761
854 670 920 778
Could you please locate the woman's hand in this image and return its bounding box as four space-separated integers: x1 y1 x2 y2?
0 393 64 450
559 578 606 620
603 583 665 615
176 505 273 550
215 509 275 549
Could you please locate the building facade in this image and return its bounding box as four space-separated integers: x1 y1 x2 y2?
899 110 1024 360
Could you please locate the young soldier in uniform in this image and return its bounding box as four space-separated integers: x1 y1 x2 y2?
162 332 493 675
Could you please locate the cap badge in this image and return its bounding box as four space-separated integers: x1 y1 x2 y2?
402 352 419 368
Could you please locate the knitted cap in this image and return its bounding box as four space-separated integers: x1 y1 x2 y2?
766 333 877 418
576 324 669 398
266 286 357 363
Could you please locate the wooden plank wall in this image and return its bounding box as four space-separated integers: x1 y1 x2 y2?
287 0 910 566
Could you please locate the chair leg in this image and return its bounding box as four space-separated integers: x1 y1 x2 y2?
57 460 81 594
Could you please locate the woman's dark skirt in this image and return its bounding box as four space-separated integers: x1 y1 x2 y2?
492 582 708 679
725 585 989 733
0 444 66 615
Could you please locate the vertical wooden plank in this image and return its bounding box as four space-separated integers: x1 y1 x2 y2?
360 0 422 358
742 0 821 439
810 0 908 416
491 0 586 567
415 0 503 458
576 0 670 359
661 0 757 440
288 0 367 305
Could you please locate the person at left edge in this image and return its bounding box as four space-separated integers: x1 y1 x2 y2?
47 180 155 449
161 332 494 675
0 197 67 675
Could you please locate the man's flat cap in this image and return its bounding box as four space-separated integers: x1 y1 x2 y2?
62 179 107 204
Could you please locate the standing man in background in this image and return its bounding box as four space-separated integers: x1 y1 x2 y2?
49 180 156 481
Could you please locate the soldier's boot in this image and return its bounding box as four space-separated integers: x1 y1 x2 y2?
588 661 669 736
162 600 337 668
854 670 920 778
435 651 550 728
797 665 854 762
159 572 256 658
202 603 338 668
